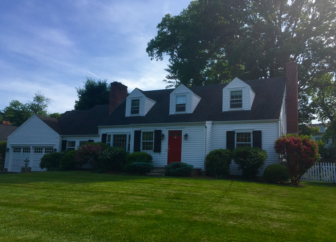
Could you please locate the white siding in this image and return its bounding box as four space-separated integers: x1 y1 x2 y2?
211 121 280 176
169 84 201 115
222 77 255 111
125 89 156 117
100 124 206 169
61 136 100 150
5 115 61 171
205 121 212 155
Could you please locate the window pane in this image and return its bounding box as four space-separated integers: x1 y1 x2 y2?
131 99 140 114
68 141 76 148
34 148 43 153
170 132 175 136
142 142 153 150
23 148 30 153
230 91 242 108
237 133 251 143
176 96 186 104
176 104 186 112
45 148 54 154
13 148 21 153
113 134 127 150
142 132 153 150
143 132 153 141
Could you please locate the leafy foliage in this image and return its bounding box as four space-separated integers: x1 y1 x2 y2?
126 152 153 168
274 134 319 185
40 152 62 171
75 143 106 168
205 149 231 178
60 151 78 170
263 164 290 184
49 113 61 119
96 147 128 172
299 125 319 136
127 162 153 174
74 78 110 110
322 120 336 144
232 147 267 179
165 162 193 177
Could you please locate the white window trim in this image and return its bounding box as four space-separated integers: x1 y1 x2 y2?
130 98 141 116
141 131 154 151
230 89 243 110
235 131 253 148
107 133 131 151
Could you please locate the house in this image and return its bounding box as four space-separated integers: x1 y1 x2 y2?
310 123 333 146
4 61 298 174
0 121 18 142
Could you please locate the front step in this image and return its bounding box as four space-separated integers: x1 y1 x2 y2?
147 167 165 176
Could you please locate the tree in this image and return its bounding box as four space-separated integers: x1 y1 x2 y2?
322 120 336 144
74 78 110 110
147 0 336 124
49 113 61 119
2 93 51 126
274 134 319 185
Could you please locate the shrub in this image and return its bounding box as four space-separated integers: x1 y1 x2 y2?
127 162 153 174
232 147 267 179
205 149 231 178
275 134 319 185
40 152 62 171
263 164 290 183
97 147 128 172
60 150 77 170
126 152 153 167
75 143 106 168
165 162 193 177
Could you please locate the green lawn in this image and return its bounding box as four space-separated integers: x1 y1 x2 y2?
0 172 335 242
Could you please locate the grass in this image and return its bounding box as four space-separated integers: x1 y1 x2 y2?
0 172 335 242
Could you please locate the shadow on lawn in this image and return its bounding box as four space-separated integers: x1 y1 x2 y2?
0 171 152 185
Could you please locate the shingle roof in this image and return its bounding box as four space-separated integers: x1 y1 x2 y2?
0 124 18 141
102 77 286 126
38 105 109 135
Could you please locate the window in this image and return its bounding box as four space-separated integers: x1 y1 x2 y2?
107 135 112 146
315 138 321 142
176 95 186 112
45 148 54 154
230 90 242 109
67 141 76 151
13 148 21 153
79 141 88 147
142 132 154 150
34 148 43 153
113 134 127 150
23 148 30 153
131 99 140 115
236 133 251 147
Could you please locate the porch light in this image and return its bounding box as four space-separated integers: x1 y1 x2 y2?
54 148 57 152
161 134 165 140
24 158 29 168
184 133 188 140
6 148 9 152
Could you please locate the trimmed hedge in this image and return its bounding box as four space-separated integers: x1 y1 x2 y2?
60 150 77 170
97 147 128 172
205 149 231 178
127 162 153 174
232 147 267 179
165 162 193 177
263 164 290 183
126 152 153 168
40 152 62 171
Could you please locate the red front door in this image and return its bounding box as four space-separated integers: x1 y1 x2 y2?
168 130 182 165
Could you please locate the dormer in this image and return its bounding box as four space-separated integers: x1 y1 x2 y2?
222 77 255 112
169 84 201 115
125 88 156 117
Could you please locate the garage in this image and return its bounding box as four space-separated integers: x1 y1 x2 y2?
30 147 53 171
10 147 31 172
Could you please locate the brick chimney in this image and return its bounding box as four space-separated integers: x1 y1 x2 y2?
1 121 12 126
109 82 127 115
285 61 299 134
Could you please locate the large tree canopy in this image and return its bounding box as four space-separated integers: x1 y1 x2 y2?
74 79 110 110
147 0 336 125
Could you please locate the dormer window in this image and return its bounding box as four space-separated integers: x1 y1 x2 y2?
131 99 140 115
230 91 242 109
176 95 186 112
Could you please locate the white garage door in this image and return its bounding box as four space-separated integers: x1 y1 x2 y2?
31 147 53 171
10 147 31 172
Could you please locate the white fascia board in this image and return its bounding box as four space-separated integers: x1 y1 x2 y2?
9 143 56 146
61 134 99 137
99 121 206 128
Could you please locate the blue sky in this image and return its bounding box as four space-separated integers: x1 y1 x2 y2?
0 0 191 113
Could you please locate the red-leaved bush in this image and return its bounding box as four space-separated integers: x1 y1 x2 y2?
75 143 105 168
274 134 320 185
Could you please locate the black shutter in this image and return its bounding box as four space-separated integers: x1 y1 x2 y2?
101 134 107 144
154 130 162 153
253 131 262 149
88 140 94 143
61 140 67 151
226 131 235 151
134 130 141 152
